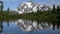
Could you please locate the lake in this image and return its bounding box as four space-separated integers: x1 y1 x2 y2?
0 19 60 34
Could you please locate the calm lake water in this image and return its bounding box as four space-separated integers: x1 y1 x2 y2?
0 19 60 34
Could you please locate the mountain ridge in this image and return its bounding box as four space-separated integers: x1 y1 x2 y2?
16 2 52 14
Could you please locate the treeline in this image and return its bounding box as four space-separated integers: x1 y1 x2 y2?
52 4 60 14
0 7 21 20
52 4 60 21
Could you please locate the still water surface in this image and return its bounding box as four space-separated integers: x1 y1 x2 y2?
0 19 60 34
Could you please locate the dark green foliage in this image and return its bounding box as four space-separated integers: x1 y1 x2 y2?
0 1 3 12
56 5 60 14
57 5 60 11
7 7 10 12
52 4 56 13
1 3 3 11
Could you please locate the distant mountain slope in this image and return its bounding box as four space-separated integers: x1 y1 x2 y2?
16 2 52 14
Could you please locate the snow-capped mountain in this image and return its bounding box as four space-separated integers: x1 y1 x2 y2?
15 19 52 32
16 2 52 14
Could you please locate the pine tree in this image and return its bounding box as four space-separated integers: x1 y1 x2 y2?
0 1 3 15
37 6 40 14
0 1 3 12
57 5 60 11
52 4 56 13
7 7 10 16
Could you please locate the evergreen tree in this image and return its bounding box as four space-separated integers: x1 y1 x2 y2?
7 7 10 16
0 1 3 15
52 4 56 13
7 7 10 12
37 6 40 14
57 5 60 13
0 1 3 12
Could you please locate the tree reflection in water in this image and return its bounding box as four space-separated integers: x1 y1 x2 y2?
0 19 60 33
6 19 9 27
0 20 3 33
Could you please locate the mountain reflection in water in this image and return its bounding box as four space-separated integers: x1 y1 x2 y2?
0 19 60 34
15 19 60 32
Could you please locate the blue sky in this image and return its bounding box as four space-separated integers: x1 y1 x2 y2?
1 0 60 10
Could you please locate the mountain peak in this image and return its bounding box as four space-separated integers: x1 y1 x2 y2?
16 1 52 14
